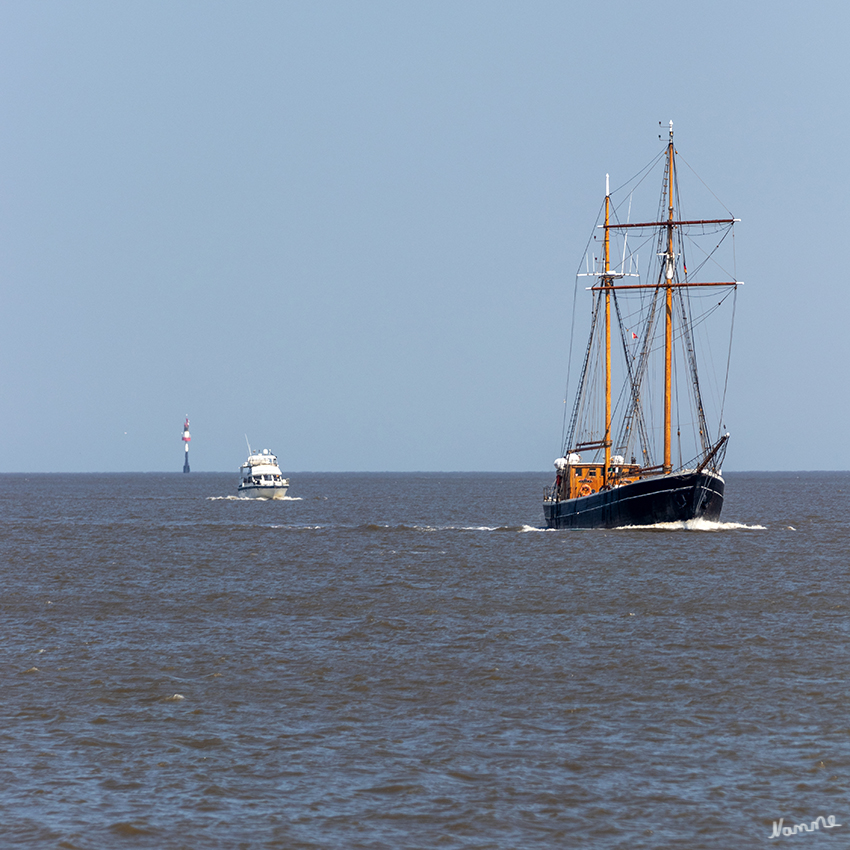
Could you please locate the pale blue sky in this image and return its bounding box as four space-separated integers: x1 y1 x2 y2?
1 1 847 472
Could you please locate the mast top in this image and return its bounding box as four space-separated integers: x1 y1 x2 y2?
660 120 673 142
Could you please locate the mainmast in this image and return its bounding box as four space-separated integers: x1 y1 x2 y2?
663 121 674 474
603 174 612 485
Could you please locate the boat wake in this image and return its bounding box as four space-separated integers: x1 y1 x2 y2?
267 524 323 530
351 523 546 534
206 495 303 501
615 518 766 532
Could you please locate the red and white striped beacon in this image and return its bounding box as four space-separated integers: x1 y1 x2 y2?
182 416 191 473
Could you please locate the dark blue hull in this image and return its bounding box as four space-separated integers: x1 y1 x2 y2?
544 470 724 529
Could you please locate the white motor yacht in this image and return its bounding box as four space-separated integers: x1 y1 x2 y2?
238 446 289 499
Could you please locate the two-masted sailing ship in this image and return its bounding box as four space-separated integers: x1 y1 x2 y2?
545 123 741 529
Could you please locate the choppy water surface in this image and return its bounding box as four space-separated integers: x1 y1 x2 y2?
1 472 848 848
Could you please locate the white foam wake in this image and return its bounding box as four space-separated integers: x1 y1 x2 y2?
616 518 766 532
438 524 546 533
206 495 303 501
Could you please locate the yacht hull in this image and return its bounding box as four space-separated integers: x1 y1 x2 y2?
237 483 289 500
544 470 724 529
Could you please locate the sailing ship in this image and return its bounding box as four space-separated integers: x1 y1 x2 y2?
545 123 741 529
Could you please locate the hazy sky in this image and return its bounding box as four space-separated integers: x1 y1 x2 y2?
1 1 847 472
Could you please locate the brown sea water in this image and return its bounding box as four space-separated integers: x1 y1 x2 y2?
1 471 848 848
